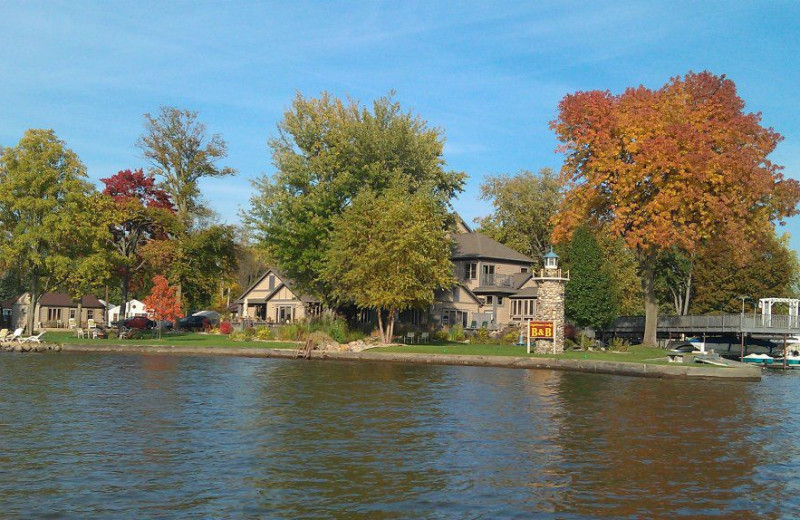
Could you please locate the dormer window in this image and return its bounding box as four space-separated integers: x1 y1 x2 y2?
465 262 477 280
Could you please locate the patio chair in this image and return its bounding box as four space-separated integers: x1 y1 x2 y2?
419 332 430 343
22 332 45 343
7 328 24 343
87 319 96 330
404 331 415 344
0 329 8 342
68 318 76 329
75 328 85 339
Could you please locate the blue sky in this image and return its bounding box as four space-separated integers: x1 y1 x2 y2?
1 1 799 248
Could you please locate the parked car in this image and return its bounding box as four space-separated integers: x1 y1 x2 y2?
178 315 212 331
122 316 157 330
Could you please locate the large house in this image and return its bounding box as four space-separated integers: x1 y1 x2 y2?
432 231 539 329
236 219 543 330
5 292 107 330
236 269 322 323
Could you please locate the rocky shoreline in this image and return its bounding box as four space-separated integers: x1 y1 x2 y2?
1 342 62 353
54 343 762 381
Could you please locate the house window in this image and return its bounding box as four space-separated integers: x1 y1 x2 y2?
512 299 536 318
521 267 529 273
276 306 293 323
482 264 495 285
47 308 62 321
453 288 460 302
486 295 494 304
87 309 94 320
498 297 503 305
465 263 477 280
70 309 76 319
268 275 275 291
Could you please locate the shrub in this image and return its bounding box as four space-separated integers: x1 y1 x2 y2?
208 327 221 335
106 330 118 340
449 324 466 342
474 326 489 343
277 322 309 341
219 321 232 334
243 327 257 340
433 329 449 342
576 333 594 351
502 332 518 345
608 337 630 352
229 331 249 342
256 327 273 340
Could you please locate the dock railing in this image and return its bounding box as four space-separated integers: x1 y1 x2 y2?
611 314 800 335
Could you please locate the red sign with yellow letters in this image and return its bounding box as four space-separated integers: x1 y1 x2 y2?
529 321 554 339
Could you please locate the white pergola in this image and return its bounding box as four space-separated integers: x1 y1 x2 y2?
759 298 800 322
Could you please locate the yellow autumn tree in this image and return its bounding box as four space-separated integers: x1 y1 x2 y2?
551 71 800 345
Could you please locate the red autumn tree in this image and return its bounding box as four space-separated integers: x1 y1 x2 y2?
143 275 182 337
551 71 800 345
100 169 175 331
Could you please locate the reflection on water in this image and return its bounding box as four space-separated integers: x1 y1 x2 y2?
0 354 798 519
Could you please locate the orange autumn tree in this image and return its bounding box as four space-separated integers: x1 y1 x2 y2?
551 71 800 345
143 275 182 337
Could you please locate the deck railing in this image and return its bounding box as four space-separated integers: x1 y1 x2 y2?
611 314 800 334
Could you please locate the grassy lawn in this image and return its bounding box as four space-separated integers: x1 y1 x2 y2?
375 342 671 364
44 330 299 350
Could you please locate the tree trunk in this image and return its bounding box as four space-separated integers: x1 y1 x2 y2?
682 272 692 315
27 273 38 333
386 309 396 344
76 302 83 328
175 282 183 327
640 257 659 346
119 269 129 333
377 308 385 343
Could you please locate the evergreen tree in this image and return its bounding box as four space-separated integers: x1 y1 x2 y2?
563 226 619 329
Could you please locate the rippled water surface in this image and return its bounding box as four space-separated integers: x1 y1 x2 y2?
1 353 799 519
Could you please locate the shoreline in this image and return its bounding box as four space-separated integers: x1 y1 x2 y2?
59 343 762 381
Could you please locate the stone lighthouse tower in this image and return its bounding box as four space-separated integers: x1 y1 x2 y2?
530 247 569 354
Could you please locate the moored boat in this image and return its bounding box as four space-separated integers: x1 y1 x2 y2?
743 353 775 365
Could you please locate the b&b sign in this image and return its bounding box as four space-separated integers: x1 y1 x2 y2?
529 321 554 339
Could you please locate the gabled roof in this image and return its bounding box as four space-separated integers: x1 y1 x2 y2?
453 213 472 233
236 269 319 304
452 233 533 264
39 292 105 309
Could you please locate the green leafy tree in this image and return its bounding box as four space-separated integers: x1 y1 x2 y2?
562 226 619 329
690 230 799 314
323 187 455 343
246 92 465 301
137 106 236 227
141 224 237 312
599 236 643 316
655 249 694 316
0 129 100 331
477 168 562 260
136 107 236 312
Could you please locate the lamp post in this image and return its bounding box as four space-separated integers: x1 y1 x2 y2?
739 295 749 361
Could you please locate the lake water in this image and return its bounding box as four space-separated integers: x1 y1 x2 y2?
1 353 798 519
